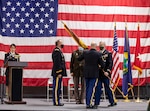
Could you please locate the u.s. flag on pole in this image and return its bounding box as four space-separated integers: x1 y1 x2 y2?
111 23 120 91
0 0 150 86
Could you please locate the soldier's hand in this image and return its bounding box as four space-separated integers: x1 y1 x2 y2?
70 73 74 76
58 74 62 78
104 72 109 77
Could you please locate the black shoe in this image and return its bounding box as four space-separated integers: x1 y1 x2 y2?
86 105 94 109
79 100 84 104
79 102 84 104
108 102 117 107
93 105 98 109
76 102 80 104
54 103 64 106
76 100 80 104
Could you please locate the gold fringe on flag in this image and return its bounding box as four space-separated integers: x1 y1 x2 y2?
61 21 88 49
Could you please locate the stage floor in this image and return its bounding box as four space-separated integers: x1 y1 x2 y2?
0 98 148 111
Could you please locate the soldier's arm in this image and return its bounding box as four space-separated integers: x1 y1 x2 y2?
70 52 74 73
4 53 9 66
78 51 84 61
107 52 113 74
53 50 63 76
4 54 7 63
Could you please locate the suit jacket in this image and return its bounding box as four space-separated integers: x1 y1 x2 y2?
51 47 67 77
99 50 113 78
4 52 19 76
70 50 84 77
78 49 104 78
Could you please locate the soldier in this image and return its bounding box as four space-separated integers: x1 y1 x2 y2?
78 42 104 109
70 46 85 104
94 41 117 107
4 44 20 98
51 39 67 106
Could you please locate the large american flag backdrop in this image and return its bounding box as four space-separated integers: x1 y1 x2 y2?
0 0 150 86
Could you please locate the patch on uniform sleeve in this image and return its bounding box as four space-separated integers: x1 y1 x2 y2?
103 54 108 58
54 49 60 51
56 70 62 73
102 56 106 62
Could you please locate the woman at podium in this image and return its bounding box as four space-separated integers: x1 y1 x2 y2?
4 44 20 98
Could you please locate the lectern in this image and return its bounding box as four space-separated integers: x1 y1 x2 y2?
5 61 27 104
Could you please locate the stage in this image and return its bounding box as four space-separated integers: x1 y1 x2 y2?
0 98 148 111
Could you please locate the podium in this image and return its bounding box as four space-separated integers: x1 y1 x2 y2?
5 61 27 104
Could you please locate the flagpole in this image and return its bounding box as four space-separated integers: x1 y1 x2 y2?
123 19 130 102
135 71 142 102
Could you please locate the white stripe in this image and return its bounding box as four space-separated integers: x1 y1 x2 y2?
0 36 150 47
59 5 150 15
23 69 71 78
120 69 150 78
0 51 71 62
22 69 150 78
119 53 150 63
0 51 150 62
58 21 150 31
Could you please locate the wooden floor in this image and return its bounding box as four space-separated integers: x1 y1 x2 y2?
0 98 149 111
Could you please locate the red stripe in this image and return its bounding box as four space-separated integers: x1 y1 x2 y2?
58 13 150 22
0 60 71 69
1 76 149 86
0 60 149 69
58 0 150 7
25 62 70 70
0 44 150 54
24 79 70 87
57 29 150 38
118 77 150 86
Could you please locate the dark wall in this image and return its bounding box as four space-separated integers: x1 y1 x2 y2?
23 85 150 99
0 85 150 99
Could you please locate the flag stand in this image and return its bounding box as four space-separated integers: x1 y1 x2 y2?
123 96 130 102
135 72 142 102
123 84 135 102
111 90 118 103
127 83 135 101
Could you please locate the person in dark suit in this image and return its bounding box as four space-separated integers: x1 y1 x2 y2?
4 44 20 97
94 41 117 107
70 46 85 104
78 42 104 109
51 39 67 106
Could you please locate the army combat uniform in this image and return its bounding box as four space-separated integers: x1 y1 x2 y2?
51 47 67 105
70 49 85 103
95 50 116 106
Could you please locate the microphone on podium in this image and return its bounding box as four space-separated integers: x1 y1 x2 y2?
14 55 20 61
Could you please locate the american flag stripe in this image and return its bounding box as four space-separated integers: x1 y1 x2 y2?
58 13 150 22
0 38 149 64
0 0 149 86
57 21 150 30
59 0 150 7
0 58 149 69
57 30 150 38
0 68 148 79
0 43 150 53
58 5 149 15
